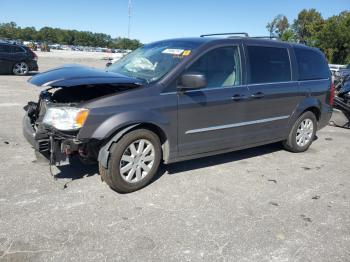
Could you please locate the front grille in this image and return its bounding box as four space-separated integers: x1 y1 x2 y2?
38 139 50 152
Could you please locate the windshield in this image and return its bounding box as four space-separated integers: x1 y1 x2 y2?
107 40 202 83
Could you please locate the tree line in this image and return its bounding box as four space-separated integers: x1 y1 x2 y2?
0 22 142 50
266 9 350 64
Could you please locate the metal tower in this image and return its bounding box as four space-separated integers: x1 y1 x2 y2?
128 0 132 39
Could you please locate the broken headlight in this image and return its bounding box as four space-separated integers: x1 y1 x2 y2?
43 107 89 131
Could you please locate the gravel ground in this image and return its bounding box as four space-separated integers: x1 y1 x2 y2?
0 53 349 262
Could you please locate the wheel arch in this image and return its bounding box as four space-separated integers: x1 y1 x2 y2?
289 97 322 128
302 106 321 121
98 122 170 169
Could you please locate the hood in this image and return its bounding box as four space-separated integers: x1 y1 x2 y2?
28 65 143 87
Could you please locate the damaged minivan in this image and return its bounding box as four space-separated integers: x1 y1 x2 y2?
23 34 333 193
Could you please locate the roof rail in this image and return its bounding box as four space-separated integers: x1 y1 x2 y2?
251 36 278 40
200 32 249 38
0 38 20 44
0 38 10 43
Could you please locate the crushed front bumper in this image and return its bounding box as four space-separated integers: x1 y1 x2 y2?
23 98 102 166
22 113 76 166
22 115 49 152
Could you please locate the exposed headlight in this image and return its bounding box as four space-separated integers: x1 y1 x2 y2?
43 107 89 131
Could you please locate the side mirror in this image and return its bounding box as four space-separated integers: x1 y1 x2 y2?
179 72 207 89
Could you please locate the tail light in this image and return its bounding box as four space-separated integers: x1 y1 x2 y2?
330 81 335 106
29 49 38 61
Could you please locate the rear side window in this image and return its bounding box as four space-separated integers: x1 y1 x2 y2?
294 48 329 80
11 46 25 53
0 44 11 53
247 46 291 84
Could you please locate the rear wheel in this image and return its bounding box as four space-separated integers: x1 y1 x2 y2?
99 129 162 193
283 111 317 152
13 62 29 75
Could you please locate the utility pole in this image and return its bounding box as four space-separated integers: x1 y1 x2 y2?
128 0 132 39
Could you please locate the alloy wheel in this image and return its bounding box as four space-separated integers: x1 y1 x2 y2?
119 139 155 183
13 62 28 75
296 118 314 147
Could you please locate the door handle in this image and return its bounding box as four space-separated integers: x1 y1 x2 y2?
231 94 248 101
251 92 265 99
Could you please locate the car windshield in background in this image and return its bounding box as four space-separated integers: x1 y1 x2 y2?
107 40 202 83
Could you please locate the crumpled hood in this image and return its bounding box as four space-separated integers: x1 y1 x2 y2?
28 65 142 87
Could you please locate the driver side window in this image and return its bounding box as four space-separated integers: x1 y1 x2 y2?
186 46 241 88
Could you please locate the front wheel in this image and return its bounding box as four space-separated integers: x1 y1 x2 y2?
99 129 162 193
283 111 317 153
13 62 29 76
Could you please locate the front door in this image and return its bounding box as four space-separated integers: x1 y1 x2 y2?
177 45 250 156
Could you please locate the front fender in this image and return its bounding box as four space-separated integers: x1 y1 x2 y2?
87 110 170 140
90 110 170 168
78 110 169 140
97 124 140 168
93 110 171 169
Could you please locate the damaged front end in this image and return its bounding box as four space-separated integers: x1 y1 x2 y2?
23 65 143 166
23 91 85 166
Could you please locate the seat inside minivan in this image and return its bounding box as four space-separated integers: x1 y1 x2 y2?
188 46 240 87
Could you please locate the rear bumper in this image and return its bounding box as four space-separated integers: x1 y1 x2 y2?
28 60 38 71
318 106 333 130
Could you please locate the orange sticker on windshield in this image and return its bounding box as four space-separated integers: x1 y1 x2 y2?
182 50 191 56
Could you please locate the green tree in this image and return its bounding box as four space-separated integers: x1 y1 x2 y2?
0 22 19 39
19 27 37 40
37 27 58 43
280 29 296 42
266 15 290 38
113 38 142 50
0 21 142 50
292 9 324 45
316 11 350 64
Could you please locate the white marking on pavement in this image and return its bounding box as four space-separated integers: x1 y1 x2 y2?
0 103 21 107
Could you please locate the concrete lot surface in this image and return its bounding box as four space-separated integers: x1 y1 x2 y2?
0 53 349 262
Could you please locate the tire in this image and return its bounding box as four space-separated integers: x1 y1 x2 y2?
99 129 162 193
13 62 29 76
283 111 317 153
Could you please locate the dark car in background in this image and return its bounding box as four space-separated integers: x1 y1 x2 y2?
0 43 38 75
338 64 350 78
23 34 333 193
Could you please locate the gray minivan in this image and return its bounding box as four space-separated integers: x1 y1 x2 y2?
23 34 333 192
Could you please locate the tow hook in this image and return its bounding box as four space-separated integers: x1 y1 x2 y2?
61 140 80 156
